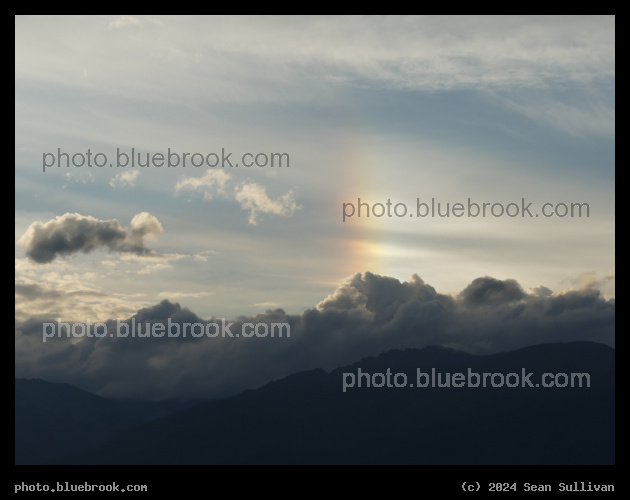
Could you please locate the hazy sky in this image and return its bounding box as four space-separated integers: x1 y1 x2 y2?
15 16 615 398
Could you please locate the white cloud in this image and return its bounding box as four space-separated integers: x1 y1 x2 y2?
175 172 300 225
129 212 163 239
175 170 231 200
234 182 300 225
109 170 140 189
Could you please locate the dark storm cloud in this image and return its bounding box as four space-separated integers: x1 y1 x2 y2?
18 212 163 263
15 272 615 400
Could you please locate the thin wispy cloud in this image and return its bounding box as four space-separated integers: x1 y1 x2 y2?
157 291 214 299
107 15 163 29
174 170 231 200
110 170 140 189
22 16 614 92
62 172 94 189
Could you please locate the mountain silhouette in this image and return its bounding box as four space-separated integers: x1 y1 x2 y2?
47 341 614 465
15 378 193 464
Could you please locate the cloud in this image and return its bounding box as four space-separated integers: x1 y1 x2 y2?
530 285 553 298
563 270 615 292
108 16 142 28
14 271 149 324
458 276 526 306
107 15 163 29
157 291 214 299
486 87 615 138
16 246 208 323
129 212 163 239
193 250 218 262
18 16 613 106
109 170 140 189
62 172 94 189
14 247 211 323
15 272 614 400
175 172 300 224
234 182 300 225
18 212 163 264
174 170 231 200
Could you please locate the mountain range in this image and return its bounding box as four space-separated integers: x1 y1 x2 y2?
16 341 614 465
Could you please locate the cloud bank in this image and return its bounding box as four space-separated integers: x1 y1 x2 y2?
15 272 614 400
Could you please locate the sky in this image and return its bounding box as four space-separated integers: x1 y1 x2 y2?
15 16 615 400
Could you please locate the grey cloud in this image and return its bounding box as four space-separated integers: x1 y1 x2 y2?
18 212 163 263
459 276 526 306
15 272 614 401
15 283 63 301
15 283 107 302
531 285 553 298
